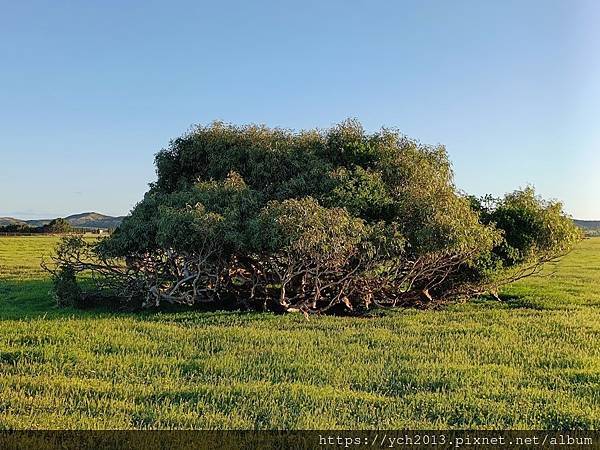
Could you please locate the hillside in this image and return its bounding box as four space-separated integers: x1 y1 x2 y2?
0 217 28 227
60 212 124 229
0 212 124 230
574 219 600 230
23 219 52 227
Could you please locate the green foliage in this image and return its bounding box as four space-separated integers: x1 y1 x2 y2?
461 188 583 289
489 187 582 264
156 172 259 255
51 264 81 307
103 172 260 258
325 166 394 221
0 224 31 233
41 218 74 234
253 197 367 268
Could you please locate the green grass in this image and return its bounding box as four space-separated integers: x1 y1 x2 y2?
0 236 599 429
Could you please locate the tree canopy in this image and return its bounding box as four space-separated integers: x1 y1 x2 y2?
41 218 74 234
48 120 582 313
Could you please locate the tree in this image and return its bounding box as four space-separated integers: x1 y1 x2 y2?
0 224 30 233
41 218 74 234
45 120 581 313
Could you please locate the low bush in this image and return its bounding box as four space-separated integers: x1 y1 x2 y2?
51 265 81 307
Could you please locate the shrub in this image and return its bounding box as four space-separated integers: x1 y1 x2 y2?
47 120 581 312
51 264 81 307
455 188 583 296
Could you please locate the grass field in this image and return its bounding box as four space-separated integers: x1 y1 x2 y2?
0 236 599 429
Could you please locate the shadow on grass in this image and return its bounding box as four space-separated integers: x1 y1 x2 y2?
1 278 550 322
471 293 545 310
0 278 272 322
0 278 110 320
500 295 546 310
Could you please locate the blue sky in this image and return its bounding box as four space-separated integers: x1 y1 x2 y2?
1 0 599 219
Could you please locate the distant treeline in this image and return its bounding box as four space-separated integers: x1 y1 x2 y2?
0 218 110 235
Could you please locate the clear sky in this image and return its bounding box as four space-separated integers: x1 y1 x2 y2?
1 0 599 220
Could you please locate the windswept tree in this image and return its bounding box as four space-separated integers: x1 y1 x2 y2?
46 120 581 312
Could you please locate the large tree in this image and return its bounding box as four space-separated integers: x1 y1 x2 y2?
47 120 581 312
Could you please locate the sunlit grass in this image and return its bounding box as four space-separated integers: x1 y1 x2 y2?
0 236 599 429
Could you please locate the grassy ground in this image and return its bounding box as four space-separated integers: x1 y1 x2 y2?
0 236 598 429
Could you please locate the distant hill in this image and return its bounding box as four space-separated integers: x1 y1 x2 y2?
60 212 125 229
0 217 28 227
574 220 600 231
0 212 124 230
24 219 52 227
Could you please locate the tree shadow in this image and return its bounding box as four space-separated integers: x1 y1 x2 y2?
0 278 266 322
1 278 549 322
0 278 135 320
487 293 545 310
